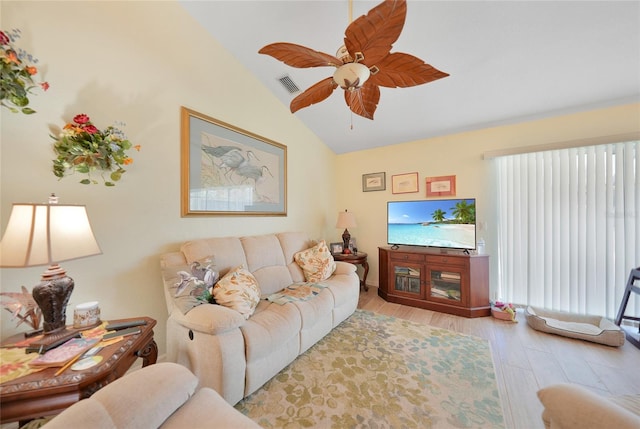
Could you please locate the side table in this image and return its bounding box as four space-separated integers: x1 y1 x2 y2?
0 316 157 424
333 252 369 291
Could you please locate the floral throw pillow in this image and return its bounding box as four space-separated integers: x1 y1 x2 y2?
294 240 336 282
213 265 261 319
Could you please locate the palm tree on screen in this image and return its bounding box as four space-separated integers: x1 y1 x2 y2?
451 200 475 224
432 209 446 222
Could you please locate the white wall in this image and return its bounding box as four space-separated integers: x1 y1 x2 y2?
335 103 640 298
0 1 338 353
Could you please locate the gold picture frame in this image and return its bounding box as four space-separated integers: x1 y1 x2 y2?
181 107 287 216
391 172 419 194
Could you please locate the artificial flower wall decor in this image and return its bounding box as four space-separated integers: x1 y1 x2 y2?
52 114 141 186
0 29 49 114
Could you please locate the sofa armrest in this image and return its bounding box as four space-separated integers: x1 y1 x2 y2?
170 303 246 335
334 261 356 275
537 383 640 429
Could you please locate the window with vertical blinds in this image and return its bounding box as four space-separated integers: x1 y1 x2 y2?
495 141 639 319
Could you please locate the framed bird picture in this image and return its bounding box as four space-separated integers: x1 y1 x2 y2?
180 107 287 216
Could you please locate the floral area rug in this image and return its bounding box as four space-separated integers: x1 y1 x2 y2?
235 310 504 429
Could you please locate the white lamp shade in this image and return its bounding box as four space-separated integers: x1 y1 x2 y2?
0 203 102 268
336 211 357 229
333 63 370 90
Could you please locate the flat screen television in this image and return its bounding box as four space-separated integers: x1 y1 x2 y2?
387 198 477 250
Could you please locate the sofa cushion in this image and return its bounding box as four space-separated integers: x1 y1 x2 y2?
241 234 287 272
241 300 302 395
294 240 336 282
251 265 295 298
181 237 248 276
213 266 261 319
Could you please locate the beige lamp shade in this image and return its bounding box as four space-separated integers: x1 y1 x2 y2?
0 203 102 268
336 210 357 229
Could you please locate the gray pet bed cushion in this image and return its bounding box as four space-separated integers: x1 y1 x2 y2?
525 306 625 347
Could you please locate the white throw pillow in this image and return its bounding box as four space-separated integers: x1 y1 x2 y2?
213 265 261 319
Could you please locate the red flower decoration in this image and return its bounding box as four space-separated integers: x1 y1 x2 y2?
83 125 99 134
40 82 49 91
0 31 9 45
73 114 90 124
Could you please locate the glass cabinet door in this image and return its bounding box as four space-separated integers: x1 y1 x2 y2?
429 268 463 304
391 263 424 298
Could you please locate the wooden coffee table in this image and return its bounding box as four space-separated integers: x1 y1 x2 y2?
0 316 157 424
332 252 369 291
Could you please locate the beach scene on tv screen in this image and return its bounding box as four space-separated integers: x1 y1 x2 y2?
388 199 476 249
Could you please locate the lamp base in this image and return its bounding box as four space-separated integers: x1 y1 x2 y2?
31 264 74 334
341 228 351 254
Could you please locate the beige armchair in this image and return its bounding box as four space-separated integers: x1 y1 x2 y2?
537 383 640 429
44 362 260 429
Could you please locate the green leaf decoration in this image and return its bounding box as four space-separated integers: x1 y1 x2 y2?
1 29 48 114
51 113 139 186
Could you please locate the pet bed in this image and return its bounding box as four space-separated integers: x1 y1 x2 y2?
525 306 625 347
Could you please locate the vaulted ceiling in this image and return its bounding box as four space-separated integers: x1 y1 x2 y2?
180 1 640 154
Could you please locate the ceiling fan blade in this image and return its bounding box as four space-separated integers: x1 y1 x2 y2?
259 42 342 68
344 83 380 120
290 77 339 113
344 0 407 66
369 52 449 88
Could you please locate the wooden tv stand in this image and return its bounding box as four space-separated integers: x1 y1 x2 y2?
378 247 490 318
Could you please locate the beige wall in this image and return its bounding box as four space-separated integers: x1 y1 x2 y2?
0 1 338 352
2 1 638 353
335 103 640 297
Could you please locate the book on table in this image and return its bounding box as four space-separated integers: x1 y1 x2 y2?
28 337 99 368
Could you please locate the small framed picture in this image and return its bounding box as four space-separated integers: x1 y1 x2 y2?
330 242 343 254
349 237 357 252
391 172 419 194
362 172 386 192
426 175 456 197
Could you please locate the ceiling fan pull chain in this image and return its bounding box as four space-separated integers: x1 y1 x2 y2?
351 111 354 130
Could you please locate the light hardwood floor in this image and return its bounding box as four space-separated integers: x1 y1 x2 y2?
357 286 640 429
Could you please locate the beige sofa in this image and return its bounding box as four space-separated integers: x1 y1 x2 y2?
537 383 640 429
44 362 260 428
160 232 360 405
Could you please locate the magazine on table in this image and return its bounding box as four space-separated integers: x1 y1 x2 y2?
29 337 99 368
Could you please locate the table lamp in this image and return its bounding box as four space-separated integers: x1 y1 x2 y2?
336 209 357 254
0 194 102 335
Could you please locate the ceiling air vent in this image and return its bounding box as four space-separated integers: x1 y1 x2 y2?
277 74 300 94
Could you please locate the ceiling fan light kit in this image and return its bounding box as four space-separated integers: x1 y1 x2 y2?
259 0 449 120
333 62 371 90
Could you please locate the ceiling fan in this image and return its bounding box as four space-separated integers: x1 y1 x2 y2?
258 0 449 120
